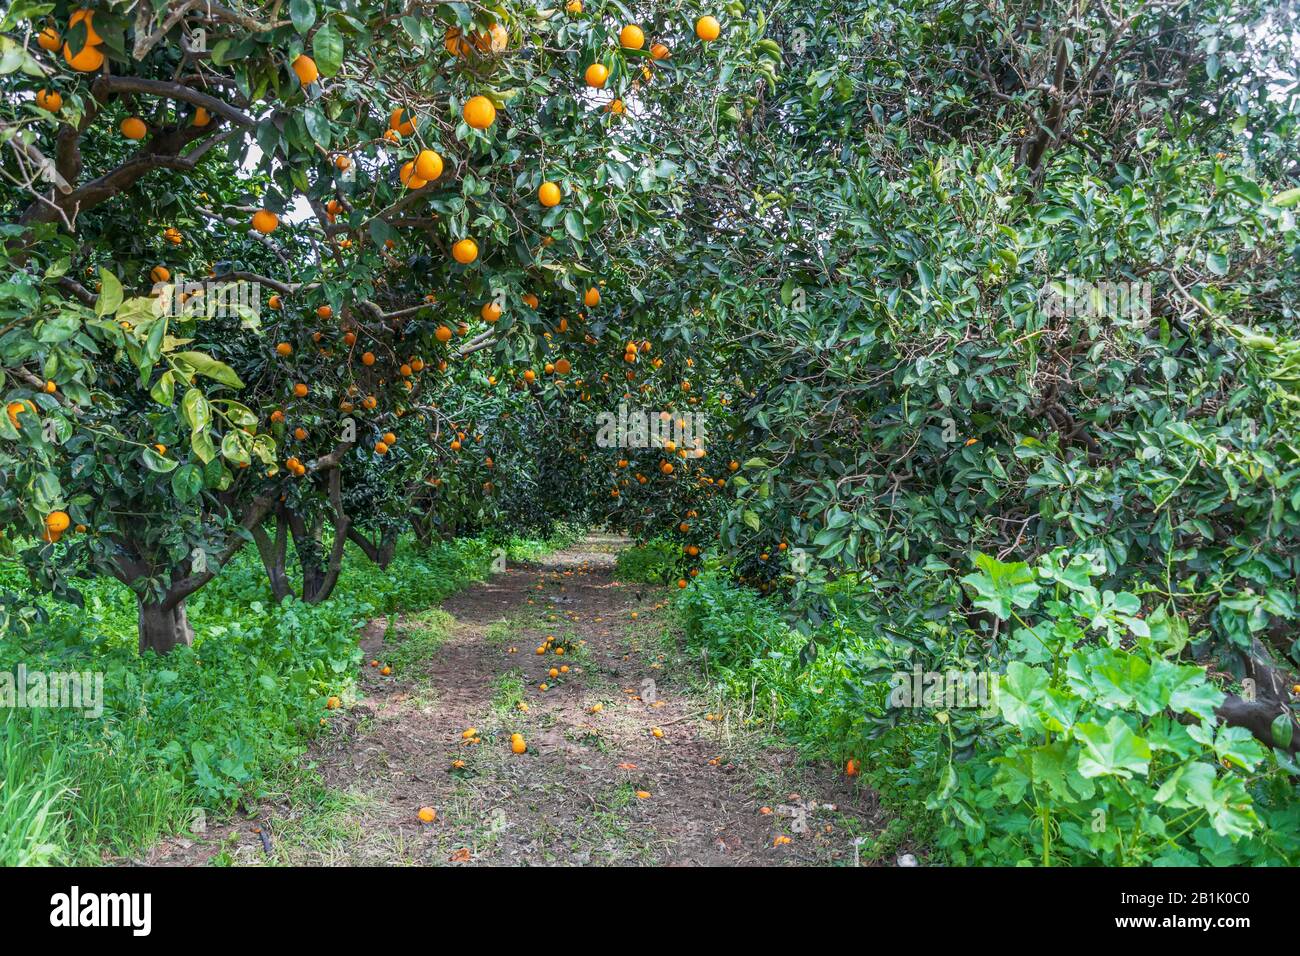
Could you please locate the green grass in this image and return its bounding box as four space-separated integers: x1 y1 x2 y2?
385 608 456 674
0 532 571 865
497 523 585 563
490 670 527 716
0 714 71 865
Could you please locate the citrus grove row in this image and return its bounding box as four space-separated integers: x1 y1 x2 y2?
1 0 765 653
4 0 1300 866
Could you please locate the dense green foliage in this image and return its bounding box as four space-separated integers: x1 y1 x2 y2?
676 547 1300 865
600 0 1300 868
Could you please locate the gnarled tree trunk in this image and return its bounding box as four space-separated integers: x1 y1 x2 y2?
1215 636 1300 755
137 596 195 655
110 493 275 656
251 513 292 603
348 527 397 568
282 467 352 604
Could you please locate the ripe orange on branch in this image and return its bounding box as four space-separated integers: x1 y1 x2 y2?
415 149 444 182
398 161 425 189
619 25 645 49
538 181 562 207
389 107 416 136
43 511 71 544
696 16 722 41
63 41 104 72
67 10 102 44
252 209 279 234
444 26 472 57
463 96 496 130
452 238 479 264
120 117 147 140
291 54 319 86
477 23 509 53
6 400 34 430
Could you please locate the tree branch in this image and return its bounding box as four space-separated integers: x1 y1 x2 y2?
92 74 256 128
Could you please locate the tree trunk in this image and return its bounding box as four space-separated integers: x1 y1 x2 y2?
137 597 195 655
251 517 291 603
303 520 349 604
348 527 397 568
302 561 330 603
410 513 434 546
1215 636 1300 754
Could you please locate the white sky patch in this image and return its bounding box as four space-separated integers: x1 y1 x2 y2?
241 141 315 223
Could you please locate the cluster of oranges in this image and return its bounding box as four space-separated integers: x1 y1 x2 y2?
398 148 445 189
534 633 568 656
37 9 106 72
445 23 508 58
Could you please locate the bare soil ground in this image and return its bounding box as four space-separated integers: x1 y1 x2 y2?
145 534 887 866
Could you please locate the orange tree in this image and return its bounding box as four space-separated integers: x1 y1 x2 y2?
609 0 1300 747
1 0 765 650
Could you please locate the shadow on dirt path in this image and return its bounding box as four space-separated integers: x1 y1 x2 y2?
149 534 887 866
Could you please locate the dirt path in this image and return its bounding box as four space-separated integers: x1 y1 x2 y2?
150 535 886 866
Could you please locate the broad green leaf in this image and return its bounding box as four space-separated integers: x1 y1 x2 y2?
170 463 204 502
141 446 178 473
95 269 123 316
312 21 344 76
1074 717 1151 779
175 352 244 388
